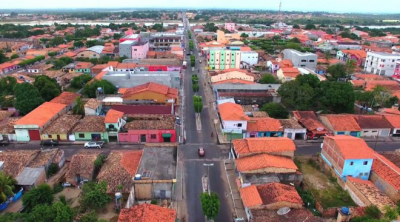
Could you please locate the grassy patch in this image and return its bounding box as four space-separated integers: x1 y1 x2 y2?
297 156 356 209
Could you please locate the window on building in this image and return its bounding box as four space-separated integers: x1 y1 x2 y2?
309 60 315 62
301 60 307 62
48 135 52 138
79 133 85 138
350 161 354 166
237 123 242 127
359 173 363 176
150 134 156 139
134 49 137 51
81 54 84 56
363 161 368 165
364 172 368 176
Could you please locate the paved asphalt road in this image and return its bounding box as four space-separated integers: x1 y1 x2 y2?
180 14 234 222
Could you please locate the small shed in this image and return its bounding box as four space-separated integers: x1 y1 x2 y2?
16 167 46 190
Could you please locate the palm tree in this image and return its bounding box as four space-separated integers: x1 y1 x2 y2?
0 172 17 203
72 97 84 116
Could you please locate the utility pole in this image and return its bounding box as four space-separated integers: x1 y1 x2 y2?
278 0 282 24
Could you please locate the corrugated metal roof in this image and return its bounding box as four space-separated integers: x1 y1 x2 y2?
16 167 45 186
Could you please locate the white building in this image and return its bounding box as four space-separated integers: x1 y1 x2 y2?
282 49 317 71
240 51 259 68
364 52 400 76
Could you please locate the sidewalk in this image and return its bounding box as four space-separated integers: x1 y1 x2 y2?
224 159 247 220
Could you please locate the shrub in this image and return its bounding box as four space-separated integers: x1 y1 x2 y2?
53 184 64 194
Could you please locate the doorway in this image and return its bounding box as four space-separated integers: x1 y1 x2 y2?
140 135 146 142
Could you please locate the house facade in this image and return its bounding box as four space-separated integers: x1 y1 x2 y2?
352 115 392 137
14 102 67 141
279 119 307 140
131 41 149 60
336 50 366 67
277 68 300 82
77 46 104 59
210 69 254 83
246 118 283 138
104 109 125 142
208 49 258 70
218 102 249 139
321 135 374 182
73 116 109 142
364 52 400 76
121 82 179 105
319 115 361 137
383 115 400 136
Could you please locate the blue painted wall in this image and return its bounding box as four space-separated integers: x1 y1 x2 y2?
341 159 373 181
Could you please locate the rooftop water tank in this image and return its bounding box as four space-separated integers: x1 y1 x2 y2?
134 174 141 180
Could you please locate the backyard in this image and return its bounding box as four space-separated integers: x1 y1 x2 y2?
295 156 356 209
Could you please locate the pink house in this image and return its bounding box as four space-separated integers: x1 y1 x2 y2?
131 42 149 59
225 23 236 32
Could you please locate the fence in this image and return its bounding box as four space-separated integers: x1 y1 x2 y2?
0 188 23 211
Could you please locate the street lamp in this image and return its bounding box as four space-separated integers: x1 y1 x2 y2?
203 163 214 195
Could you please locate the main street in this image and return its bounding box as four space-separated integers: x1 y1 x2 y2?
179 13 234 222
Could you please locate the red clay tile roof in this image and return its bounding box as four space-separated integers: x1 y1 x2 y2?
0 150 40 177
122 82 178 99
118 88 128 94
365 80 400 91
0 117 21 134
218 102 250 121
50 92 81 105
372 153 400 190
0 110 15 121
257 183 303 206
75 62 94 69
111 105 173 115
236 153 298 172
383 115 400 128
352 115 392 129
66 151 102 184
240 183 303 207
353 74 386 80
15 102 66 127
84 98 101 109
240 185 263 207
325 135 374 159
233 137 296 156
98 150 143 193
324 115 362 131
293 111 328 133
213 79 256 85
104 109 124 123
341 50 367 59
247 118 283 132
281 68 300 78
279 59 293 68
250 208 324 222
118 204 176 222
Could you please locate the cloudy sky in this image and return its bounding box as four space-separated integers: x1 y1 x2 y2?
1 0 398 13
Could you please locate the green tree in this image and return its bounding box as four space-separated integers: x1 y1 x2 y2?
324 51 332 63
373 85 392 107
0 172 17 203
10 54 19 60
14 83 44 115
293 24 300 29
192 84 199 92
72 97 84 116
305 24 316 30
384 206 398 220
345 59 357 75
83 80 117 98
289 37 301 43
260 74 276 84
277 80 316 110
200 192 220 220
364 205 381 219
80 211 107 222
0 95 15 108
0 51 9 64
80 181 111 210
27 201 73 222
73 40 84 48
33 75 61 101
261 103 289 119
0 76 17 95
319 82 355 113
284 42 302 51
240 33 248 38
113 33 122 40
22 184 54 212
355 91 375 106
70 74 92 89
327 63 347 80
193 95 203 113
49 37 65 47
86 40 98 48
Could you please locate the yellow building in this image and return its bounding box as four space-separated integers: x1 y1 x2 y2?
122 82 179 105
41 115 81 141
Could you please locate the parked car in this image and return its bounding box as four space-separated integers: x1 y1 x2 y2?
84 141 104 149
0 140 10 146
198 147 205 157
62 182 72 187
41 139 59 146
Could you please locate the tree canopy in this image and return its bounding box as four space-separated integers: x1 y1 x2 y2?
0 172 17 203
260 74 276 84
33 75 61 101
200 192 220 220
14 83 44 115
22 184 54 212
0 76 17 95
80 181 111 210
327 63 347 80
319 81 355 113
70 74 92 89
83 80 117 98
261 103 289 119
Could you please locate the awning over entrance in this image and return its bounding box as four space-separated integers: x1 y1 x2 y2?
162 133 172 138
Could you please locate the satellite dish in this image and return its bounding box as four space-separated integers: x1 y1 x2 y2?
277 207 290 216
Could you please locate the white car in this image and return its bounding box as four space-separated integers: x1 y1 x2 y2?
84 141 104 149
62 182 72 187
